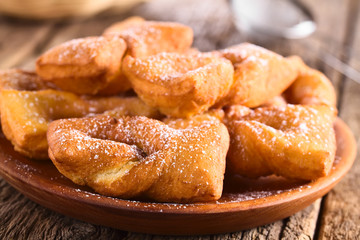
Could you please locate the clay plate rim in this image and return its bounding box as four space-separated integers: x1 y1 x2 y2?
0 118 357 234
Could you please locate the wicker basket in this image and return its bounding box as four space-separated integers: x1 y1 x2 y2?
0 0 146 19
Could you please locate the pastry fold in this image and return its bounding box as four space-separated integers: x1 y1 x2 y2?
0 89 159 159
284 56 337 110
214 43 299 108
47 115 229 203
0 69 51 92
225 104 336 180
123 52 234 117
103 18 193 58
36 36 128 95
0 69 53 114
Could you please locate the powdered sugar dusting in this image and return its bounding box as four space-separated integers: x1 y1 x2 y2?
127 52 228 83
48 115 227 203
226 104 336 180
53 37 104 62
116 21 192 57
219 43 282 67
0 69 48 91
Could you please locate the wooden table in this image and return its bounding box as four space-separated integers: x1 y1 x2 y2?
0 0 359 239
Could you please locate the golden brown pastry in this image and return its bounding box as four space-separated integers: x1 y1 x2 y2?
36 36 128 95
0 69 52 91
123 52 234 117
214 43 299 108
47 115 229 203
284 56 337 110
101 100 162 119
224 104 336 180
0 69 54 114
0 89 159 159
102 16 145 35
103 19 193 58
163 109 225 129
259 95 287 108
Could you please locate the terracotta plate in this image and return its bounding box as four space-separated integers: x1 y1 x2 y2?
0 118 356 235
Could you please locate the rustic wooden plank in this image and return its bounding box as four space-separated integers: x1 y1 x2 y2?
317 1 360 239
317 64 360 238
301 0 350 100
317 80 360 240
0 17 54 69
330 0 360 110
124 231 242 239
123 232 244 240
281 199 321 240
152 234 212 240
0 177 126 240
241 221 282 240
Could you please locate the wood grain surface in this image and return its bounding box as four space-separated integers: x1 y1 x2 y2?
0 0 359 239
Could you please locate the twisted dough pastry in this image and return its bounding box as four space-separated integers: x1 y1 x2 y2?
0 89 159 159
284 56 337 110
47 115 229 203
214 43 300 108
223 54 338 180
224 104 336 180
0 69 54 114
123 52 234 117
36 36 128 95
103 18 193 58
0 69 52 92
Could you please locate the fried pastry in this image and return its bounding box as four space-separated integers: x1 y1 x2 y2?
36 36 128 95
214 43 299 108
0 69 53 114
103 19 193 58
225 104 336 180
0 89 159 159
284 56 337 109
102 16 145 35
163 109 225 129
47 115 229 203
101 100 162 119
259 95 287 108
0 69 51 91
123 52 234 117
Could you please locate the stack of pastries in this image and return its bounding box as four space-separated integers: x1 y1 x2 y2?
0 17 337 203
